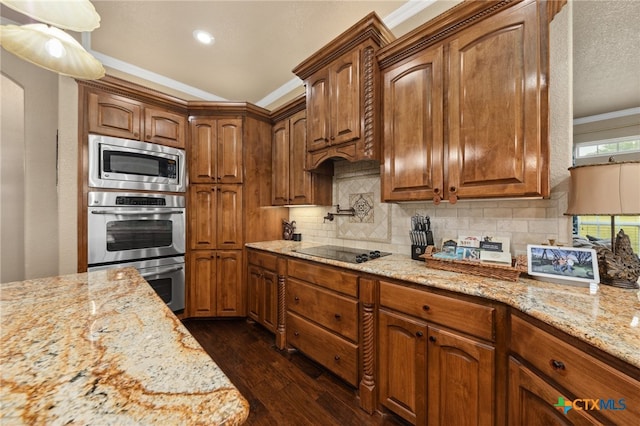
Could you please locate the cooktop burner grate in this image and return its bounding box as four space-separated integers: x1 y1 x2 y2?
294 245 391 264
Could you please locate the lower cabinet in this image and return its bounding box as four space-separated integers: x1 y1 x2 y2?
509 313 640 426
247 250 279 333
189 250 243 317
285 259 360 386
378 281 497 426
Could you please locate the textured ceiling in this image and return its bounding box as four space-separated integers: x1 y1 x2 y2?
573 0 640 118
1 1 638 115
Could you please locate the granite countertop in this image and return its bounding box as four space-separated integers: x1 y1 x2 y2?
0 268 249 425
247 240 640 370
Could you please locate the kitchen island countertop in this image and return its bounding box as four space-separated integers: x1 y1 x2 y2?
0 268 249 425
247 240 640 370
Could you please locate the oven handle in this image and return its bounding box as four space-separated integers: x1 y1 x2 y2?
140 265 184 277
90 210 184 215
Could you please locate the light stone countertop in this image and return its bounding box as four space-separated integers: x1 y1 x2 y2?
0 268 249 425
246 240 640 370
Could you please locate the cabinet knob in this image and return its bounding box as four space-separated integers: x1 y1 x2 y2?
330 136 335 141
449 186 457 193
217 176 221 180
334 355 340 361
294 296 300 303
294 331 300 337
422 305 430 311
550 359 566 370
334 313 342 320
429 336 437 343
448 193 458 204
146 134 151 139
416 331 423 338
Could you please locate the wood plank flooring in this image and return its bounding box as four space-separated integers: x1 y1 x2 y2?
183 319 408 426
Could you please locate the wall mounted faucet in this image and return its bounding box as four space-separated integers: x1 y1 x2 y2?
323 204 355 223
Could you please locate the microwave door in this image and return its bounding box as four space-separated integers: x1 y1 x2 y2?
102 147 177 184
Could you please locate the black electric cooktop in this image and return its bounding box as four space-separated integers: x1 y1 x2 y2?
294 245 391 264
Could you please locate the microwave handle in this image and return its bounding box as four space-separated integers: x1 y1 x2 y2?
140 265 184 277
90 210 184 215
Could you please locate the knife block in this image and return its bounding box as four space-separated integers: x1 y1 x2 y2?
411 245 427 260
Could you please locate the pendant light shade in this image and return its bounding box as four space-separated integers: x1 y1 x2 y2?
0 24 105 79
0 0 100 32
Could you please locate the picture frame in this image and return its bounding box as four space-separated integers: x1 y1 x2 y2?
527 245 600 286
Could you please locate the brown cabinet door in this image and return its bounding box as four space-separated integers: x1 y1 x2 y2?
288 110 312 205
217 118 243 183
143 107 186 148
189 251 216 317
508 358 603 426
189 119 217 183
306 71 330 152
262 269 278 333
216 185 243 249
216 250 243 316
188 185 216 250
271 118 290 205
88 92 142 139
330 48 361 146
448 0 546 200
378 308 428 425
427 326 495 426
382 47 444 202
247 264 261 322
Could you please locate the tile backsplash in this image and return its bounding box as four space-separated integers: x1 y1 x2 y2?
288 160 573 257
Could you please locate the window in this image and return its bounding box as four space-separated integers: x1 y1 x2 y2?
575 136 640 160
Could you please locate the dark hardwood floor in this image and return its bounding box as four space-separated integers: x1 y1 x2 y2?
183 319 408 426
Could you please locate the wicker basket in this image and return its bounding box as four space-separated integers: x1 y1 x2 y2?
420 251 521 282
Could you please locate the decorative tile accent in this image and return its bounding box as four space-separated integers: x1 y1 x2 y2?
350 193 374 223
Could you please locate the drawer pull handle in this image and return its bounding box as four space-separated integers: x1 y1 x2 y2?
429 336 436 343
334 313 342 320
293 331 300 337
334 355 340 361
422 305 430 311
416 331 423 337
551 359 566 370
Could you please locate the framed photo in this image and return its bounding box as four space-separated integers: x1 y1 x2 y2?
527 245 600 285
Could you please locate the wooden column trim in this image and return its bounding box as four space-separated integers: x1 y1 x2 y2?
359 277 377 413
546 0 568 23
275 257 287 350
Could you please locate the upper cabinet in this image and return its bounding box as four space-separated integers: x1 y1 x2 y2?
271 97 332 206
379 0 550 203
88 90 186 148
189 117 243 184
293 12 395 170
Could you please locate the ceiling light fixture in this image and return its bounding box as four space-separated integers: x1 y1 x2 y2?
193 30 214 45
0 0 104 80
0 0 100 32
0 24 105 79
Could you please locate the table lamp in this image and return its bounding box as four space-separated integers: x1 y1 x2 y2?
565 160 640 289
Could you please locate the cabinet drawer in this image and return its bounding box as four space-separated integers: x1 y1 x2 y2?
287 312 358 386
248 250 278 271
288 259 358 297
287 278 358 342
511 315 640 425
379 281 494 341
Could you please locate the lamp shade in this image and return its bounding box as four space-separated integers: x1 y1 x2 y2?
565 161 640 215
0 23 105 80
0 0 100 32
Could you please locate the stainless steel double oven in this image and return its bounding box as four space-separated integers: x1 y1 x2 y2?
87 191 186 312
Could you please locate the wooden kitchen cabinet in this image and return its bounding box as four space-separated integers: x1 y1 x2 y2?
285 259 360 386
247 249 279 333
378 280 497 425
189 117 243 184
188 184 243 250
271 101 331 206
509 313 640 425
293 12 395 170
88 91 186 147
189 250 243 317
379 0 549 203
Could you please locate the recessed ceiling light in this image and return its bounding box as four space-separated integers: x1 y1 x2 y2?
193 30 214 45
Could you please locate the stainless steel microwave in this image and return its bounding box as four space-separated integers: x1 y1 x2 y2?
88 134 186 192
